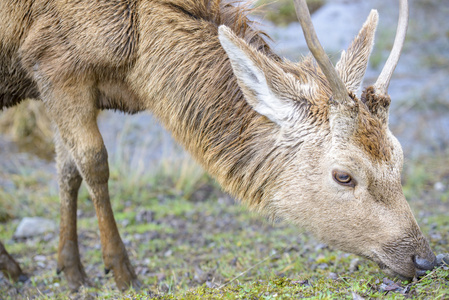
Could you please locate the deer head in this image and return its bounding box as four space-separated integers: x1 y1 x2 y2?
218 0 435 279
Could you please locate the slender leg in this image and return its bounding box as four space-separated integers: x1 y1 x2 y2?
0 241 28 282
54 131 89 291
43 86 140 291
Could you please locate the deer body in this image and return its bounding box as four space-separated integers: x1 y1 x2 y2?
0 0 436 291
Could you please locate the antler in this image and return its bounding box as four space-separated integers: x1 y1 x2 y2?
293 0 350 104
374 0 409 95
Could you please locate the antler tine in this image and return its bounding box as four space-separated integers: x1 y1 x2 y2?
374 0 409 95
293 0 350 104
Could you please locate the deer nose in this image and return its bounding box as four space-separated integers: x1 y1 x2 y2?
414 255 436 277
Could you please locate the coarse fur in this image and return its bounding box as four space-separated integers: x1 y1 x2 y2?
0 0 435 291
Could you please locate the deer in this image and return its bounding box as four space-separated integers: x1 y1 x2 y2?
0 0 437 291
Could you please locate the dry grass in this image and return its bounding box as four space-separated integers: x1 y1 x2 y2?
0 100 54 160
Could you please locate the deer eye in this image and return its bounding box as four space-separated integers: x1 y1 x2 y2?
332 170 356 187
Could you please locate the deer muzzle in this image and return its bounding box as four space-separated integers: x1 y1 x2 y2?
375 237 436 280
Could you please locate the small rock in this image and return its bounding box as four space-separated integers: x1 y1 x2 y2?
352 292 365 300
349 258 361 272
14 217 57 239
328 272 338 280
159 283 169 293
430 233 442 240
402 285 411 294
434 182 445 192
229 257 239 266
42 232 54 242
136 266 149 276
292 279 311 286
194 266 207 284
379 278 402 292
147 272 166 281
120 219 130 227
382 278 396 285
0 178 15 193
34 255 47 262
135 210 155 223
315 243 328 251
317 263 329 270
436 253 449 266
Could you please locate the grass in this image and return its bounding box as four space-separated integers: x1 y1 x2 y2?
254 0 325 26
0 100 54 160
0 143 448 299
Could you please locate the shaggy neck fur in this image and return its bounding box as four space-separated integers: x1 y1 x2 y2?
129 0 310 211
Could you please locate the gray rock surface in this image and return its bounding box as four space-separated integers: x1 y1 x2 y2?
436 253 449 266
14 217 57 239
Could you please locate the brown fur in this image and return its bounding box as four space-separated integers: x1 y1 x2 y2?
0 0 435 290
0 242 27 282
354 98 392 161
362 85 391 124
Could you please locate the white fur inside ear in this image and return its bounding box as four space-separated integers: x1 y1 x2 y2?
218 26 293 127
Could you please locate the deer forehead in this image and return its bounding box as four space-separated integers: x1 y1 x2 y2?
326 133 403 186
352 106 393 162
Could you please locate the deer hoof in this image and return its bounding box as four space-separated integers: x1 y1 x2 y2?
61 262 89 291
112 260 141 291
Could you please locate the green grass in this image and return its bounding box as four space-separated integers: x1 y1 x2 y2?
254 0 325 26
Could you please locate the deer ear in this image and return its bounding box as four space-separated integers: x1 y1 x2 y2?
336 10 378 94
218 25 294 127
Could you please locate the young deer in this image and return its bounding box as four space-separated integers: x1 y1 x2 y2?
0 0 436 291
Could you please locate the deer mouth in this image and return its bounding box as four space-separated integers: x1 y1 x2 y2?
372 253 436 280
376 261 412 281
370 252 416 280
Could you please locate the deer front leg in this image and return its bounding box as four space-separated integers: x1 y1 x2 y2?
54 133 89 291
44 88 140 291
0 241 28 282
81 140 140 291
